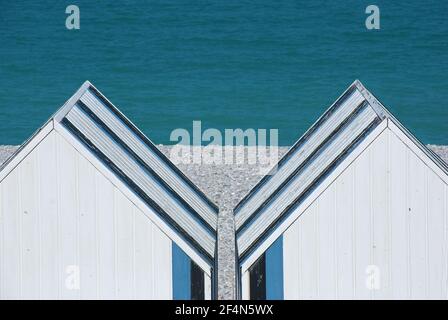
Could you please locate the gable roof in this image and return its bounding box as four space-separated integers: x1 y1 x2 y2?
0 81 219 261
235 80 448 260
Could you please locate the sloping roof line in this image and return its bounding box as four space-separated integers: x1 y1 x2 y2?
234 81 381 231
0 81 219 260
354 80 448 175
235 80 448 259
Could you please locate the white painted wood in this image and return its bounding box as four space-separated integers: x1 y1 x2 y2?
80 89 217 228
298 202 318 298
240 120 388 272
65 106 215 257
283 219 299 299
204 273 211 300
427 168 446 298
278 127 448 299
235 89 366 229
53 81 92 123
56 131 79 299
0 129 192 299
19 149 40 299
370 130 390 299
238 106 379 255
54 122 212 274
316 187 337 299
95 168 116 299
78 153 97 299
37 133 59 299
241 270 250 300
152 223 172 299
1 168 21 299
353 148 371 299
115 190 135 299
407 142 428 299
388 128 409 299
134 206 153 300
335 166 354 299
388 119 448 184
0 121 53 183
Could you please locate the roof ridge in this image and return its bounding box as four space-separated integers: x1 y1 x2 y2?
353 80 388 119
354 80 448 174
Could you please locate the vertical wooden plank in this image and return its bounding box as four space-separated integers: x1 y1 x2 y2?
298 203 318 298
282 218 299 299
19 149 40 299
353 146 372 299
77 154 97 299
38 133 59 299
388 130 409 298
407 148 427 299
134 208 153 299
95 170 116 299
317 185 337 298
335 167 354 298
371 130 391 298
241 270 250 300
204 273 211 300
0 168 20 298
57 133 79 299
153 224 172 299
426 169 445 298
115 189 134 299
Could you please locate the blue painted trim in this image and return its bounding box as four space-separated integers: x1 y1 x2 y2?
265 236 283 300
172 243 191 300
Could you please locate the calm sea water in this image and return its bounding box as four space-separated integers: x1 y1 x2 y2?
0 0 447 145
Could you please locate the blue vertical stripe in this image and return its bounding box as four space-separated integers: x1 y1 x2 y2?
172 243 191 300
265 236 284 300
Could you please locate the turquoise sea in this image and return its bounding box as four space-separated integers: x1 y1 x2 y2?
0 0 447 145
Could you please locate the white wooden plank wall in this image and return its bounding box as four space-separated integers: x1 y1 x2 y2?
283 127 448 299
0 130 173 299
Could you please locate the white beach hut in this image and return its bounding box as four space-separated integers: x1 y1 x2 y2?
235 80 448 300
0 81 218 299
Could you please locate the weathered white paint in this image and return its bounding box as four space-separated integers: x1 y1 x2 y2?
0 130 179 299
281 127 448 299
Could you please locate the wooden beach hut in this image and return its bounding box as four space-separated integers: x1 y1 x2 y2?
0 81 218 299
235 80 448 300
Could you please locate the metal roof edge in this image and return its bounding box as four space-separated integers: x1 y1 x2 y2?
235 80 448 263
0 82 219 264
237 119 389 264
355 80 448 175
0 120 54 182
53 81 92 123
85 82 219 214
54 121 215 268
234 81 359 214
0 81 90 181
